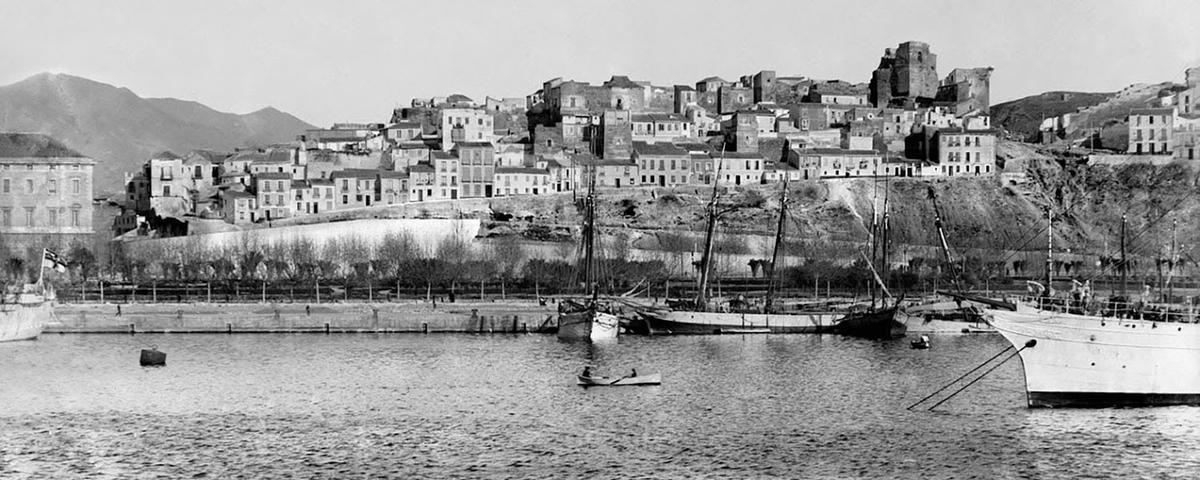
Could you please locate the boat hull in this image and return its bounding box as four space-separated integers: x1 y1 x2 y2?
988 308 1200 408
577 373 662 386
833 306 908 339
638 310 838 335
557 309 619 342
0 301 50 342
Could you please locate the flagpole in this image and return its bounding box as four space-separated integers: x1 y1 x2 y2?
38 248 46 291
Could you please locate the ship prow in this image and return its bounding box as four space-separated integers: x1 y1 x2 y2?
988 306 1200 408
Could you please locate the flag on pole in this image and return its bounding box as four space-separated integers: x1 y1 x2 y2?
43 249 67 273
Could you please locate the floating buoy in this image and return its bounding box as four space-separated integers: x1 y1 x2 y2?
140 347 166 366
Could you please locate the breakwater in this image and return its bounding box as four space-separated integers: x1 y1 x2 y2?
48 301 557 334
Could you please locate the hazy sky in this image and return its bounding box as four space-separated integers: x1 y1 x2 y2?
2 0 1197 126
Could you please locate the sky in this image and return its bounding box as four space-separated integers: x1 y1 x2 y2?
2 0 1198 127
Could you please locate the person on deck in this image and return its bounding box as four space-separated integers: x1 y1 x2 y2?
628 368 637 378
581 366 593 378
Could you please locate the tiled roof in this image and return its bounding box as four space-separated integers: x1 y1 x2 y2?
632 141 687 156
454 141 493 148
432 151 457 160
802 148 880 155
0 133 86 158
331 169 381 179
495 167 549 175
152 150 182 160
409 164 435 173
256 172 293 180
1130 107 1176 116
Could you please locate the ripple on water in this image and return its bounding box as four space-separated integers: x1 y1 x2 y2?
0 333 1197 478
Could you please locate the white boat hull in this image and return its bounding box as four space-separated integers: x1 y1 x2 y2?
0 301 50 342
988 308 1200 407
557 309 619 342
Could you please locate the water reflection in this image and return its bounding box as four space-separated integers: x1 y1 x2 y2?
0 333 1195 478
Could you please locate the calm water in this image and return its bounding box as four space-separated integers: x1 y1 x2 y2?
1 331 1198 479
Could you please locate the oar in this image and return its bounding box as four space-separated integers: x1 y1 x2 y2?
608 375 630 385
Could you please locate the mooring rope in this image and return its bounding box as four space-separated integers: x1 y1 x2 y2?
902 338 1036 410
924 339 1037 411
905 344 1014 410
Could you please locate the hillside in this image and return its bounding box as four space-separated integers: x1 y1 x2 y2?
992 91 1112 141
0 73 314 194
992 83 1174 149
476 140 1200 269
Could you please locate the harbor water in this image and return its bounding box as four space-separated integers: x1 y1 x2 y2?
1 331 1198 478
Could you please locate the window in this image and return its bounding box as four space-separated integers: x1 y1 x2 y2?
48 180 57 193
26 179 33 193
163 186 171 196
1 179 7 193
24 207 34 226
47 209 57 226
1 208 8 226
72 179 80 194
71 208 80 227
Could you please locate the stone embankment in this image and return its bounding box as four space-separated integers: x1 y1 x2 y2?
48 301 558 334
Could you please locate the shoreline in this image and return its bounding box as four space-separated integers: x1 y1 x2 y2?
47 300 559 334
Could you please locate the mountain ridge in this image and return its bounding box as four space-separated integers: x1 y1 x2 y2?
0 72 315 194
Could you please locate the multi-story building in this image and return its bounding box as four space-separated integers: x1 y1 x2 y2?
718 152 765 186
393 142 432 172
408 164 436 202
934 129 997 176
433 151 459 199
331 169 379 209
1127 108 1174 155
255 172 294 221
632 142 691 187
1173 114 1200 160
440 108 493 151
377 171 407 205
631 113 691 142
494 167 552 196
0 133 95 252
221 190 257 224
790 148 885 178
385 121 423 143
574 154 637 188
455 141 495 198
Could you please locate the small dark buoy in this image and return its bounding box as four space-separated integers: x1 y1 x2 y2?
140 347 166 366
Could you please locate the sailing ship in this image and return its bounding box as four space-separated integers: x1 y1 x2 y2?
556 153 619 342
830 178 907 340
637 160 840 335
975 211 1200 407
0 248 62 342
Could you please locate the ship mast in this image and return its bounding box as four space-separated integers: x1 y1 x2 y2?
1120 214 1127 297
584 159 597 302
765 177 788 313
1045 207 1054 296
695 144 726 312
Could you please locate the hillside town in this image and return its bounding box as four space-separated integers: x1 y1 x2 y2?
109 41 1004 236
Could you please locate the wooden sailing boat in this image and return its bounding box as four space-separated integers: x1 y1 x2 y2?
556 149 619 342
831 176 907 339
637 150 839 334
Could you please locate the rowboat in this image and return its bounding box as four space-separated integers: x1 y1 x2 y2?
576 373 661 386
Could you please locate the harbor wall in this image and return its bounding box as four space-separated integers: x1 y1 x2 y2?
48 301 557 334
